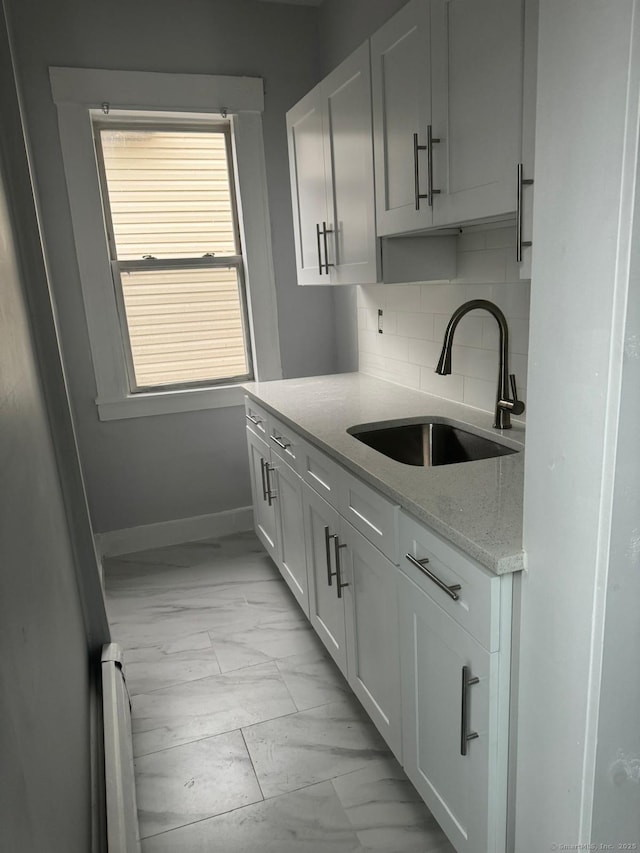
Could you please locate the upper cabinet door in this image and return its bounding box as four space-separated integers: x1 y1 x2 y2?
322 42 380 285
287 86 329 286
430 0 524 226
371 0 433 236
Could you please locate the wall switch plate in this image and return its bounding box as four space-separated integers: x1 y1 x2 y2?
378 309 383 334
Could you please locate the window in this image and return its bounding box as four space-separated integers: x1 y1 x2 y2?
50 68 282 420
94 122 252 391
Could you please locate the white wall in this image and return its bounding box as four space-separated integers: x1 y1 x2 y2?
357 227 530 419
5 0 335 534
516 0 640 846
0 6 108 847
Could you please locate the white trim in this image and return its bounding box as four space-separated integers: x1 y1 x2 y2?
95 506 254 557
50 67 282 420
50 67 264 113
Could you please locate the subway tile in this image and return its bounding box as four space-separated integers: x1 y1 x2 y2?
421 284 468 314
356 285 387 310
396 311 433 340
419 368 464 402
383 284 421 312
462 376 496 414
433 314 484 348
380 334 409 362
449 345 500 383
380 309 397 335
358 351 387 375
376 358 421 390
407 339 444 368
358 329 382 354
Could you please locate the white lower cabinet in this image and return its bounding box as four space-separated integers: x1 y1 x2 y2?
246 423 278 561
303 480 402 759
244 396 513 853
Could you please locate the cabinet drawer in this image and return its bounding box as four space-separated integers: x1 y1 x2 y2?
244 397 269 439
299 438 342 508
267 414 301 474
339 470 399 563
400 512 502 651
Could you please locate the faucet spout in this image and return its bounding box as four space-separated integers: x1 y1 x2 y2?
435 299 525 429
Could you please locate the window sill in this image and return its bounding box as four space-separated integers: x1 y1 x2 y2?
96 384 245 421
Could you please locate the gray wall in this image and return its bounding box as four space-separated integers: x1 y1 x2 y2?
5 0 336 534
0 6 107 848
317 0 408 374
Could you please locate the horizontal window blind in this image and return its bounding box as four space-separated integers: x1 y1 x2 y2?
96 125 252 391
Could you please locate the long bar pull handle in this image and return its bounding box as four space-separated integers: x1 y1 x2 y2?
460 665 480 756
334 535 349 599
246 413 262 426
316 222 324 276
322 222 334 275
405 553 461 600
324 526 337 586
260 457 268 502
265 464 277 506
516 163 534 262
270 434 291 451
427 125 441 207
413 133 428 210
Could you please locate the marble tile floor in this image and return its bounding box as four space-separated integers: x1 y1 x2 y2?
103 531 455 853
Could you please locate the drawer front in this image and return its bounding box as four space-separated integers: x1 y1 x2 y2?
399 512 501 651
299 439 341 508
339 470 399 563
244 397 269 439
267 414 301 474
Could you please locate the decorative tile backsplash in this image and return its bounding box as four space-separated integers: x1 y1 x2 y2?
357 226 530 420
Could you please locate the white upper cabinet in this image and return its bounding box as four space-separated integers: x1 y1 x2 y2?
372 0 528 236
287 42 380 286
430 0 524 227
371 0 433 235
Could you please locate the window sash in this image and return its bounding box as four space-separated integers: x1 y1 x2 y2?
94 120 254 393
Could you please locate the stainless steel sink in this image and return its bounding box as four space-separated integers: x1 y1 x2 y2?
347 418 519 467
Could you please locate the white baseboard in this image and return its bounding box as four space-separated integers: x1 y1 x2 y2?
95 506 254 558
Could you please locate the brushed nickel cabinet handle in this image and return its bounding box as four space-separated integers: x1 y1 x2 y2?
316 222 323 275
413 132 427 210
460 665 480 756
334 535 349 599
405 553 461 600
516 163 534 262
246 413 262 426
324 525 337 586
270 434 291 450
260 457 268 502
427 125 441 207
265 463 276 506
322 221 334 275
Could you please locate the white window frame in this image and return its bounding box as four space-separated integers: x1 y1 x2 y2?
50 67 282 420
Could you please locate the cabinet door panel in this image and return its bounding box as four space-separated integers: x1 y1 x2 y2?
431 0 524 226
287 87 328 285
246 426 277 560
371 0 433 235
399 571 504 853
303 484 347 673
271 452 309 616
323 42 379 284
342 524 401 759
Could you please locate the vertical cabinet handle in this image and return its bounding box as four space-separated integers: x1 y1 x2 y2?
316 222 324 275
516 163 534 262
260 457 268 502
333 535 349 599
427 125 441 207
413 132 427 210
324 525 337 586
322 221 334 275
265 463 276 506
460 665 480 756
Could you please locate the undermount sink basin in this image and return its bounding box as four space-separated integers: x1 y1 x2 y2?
347 418 519 467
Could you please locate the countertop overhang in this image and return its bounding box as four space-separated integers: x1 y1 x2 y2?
243 373 525 575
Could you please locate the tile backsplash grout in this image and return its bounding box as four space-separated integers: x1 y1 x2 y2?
357 227 530 421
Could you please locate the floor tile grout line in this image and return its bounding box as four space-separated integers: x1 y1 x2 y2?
239 727 266 801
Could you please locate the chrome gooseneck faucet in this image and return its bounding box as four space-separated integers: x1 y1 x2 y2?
435 299 525 429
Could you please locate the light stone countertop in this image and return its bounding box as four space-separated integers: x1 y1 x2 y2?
243 373 525 575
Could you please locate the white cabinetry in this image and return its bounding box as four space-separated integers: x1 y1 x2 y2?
287 41 379 285
246 422 278 561
372 0 528 237
399 512 512 853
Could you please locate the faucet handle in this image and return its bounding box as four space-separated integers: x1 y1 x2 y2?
509 374 525 416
